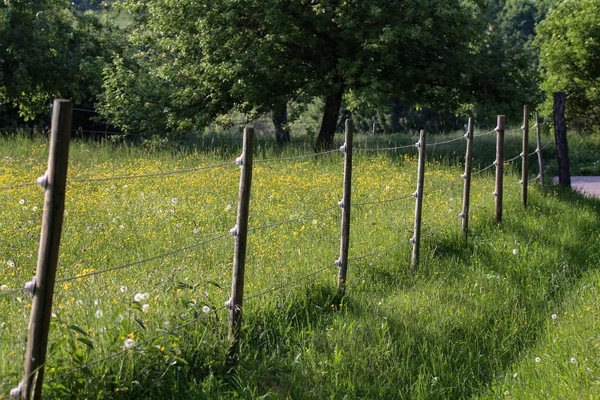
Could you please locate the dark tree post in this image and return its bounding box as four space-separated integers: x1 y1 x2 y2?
553 92 571 188
535 112 545 188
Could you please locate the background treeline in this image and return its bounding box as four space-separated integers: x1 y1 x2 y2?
1 0 598 146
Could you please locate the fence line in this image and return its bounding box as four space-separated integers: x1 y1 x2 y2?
353 193 414 207
3 108 556 397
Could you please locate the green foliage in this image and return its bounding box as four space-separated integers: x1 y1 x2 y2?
536 0 600 133
0 0 122 122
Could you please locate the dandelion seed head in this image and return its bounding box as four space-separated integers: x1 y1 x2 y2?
120 286 128 293
142 304 150 313
124 338 135 348
552 314 557 319
512 249 518 255
19 199 25 205
7 260 14 267
535 357 541 363
95 310 103 319
570 357 577 364
202 305 211 313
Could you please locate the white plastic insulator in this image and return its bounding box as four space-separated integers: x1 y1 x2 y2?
534 123 539 128
235 156 243 166
10 382 22 398
229 225 238 237
409 237 416 245
493 160 498 166
415 141 421 149
337 200 344 209
224 299 232 310
492 191 498 197
463 133 469 139
519 180 524 185
537 174 542 179
36 173 48 190
521 125 525 131
339 144 346 153
412 191 418 199
335 258 341 267
459 212 465 219
24 277 36 295
536 148 541 154
462 173 467 180
495 126 500 132
520 152 525 158
545 165 551 170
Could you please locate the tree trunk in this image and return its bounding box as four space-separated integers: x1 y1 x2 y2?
553 92 571 188
315 83 344 150
272 103 290 145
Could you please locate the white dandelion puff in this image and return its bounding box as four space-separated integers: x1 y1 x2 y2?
124 338 135 348
142 304 150 313
95 310 103 319
202 305 211 313
535 357 541 363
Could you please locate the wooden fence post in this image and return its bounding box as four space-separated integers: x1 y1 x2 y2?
494 116 505 222
461 118 474 238
227 126 254 365
411 130 426 268
535 112 545 188
522 105 529 208
337 119 353 297
21 99 72 400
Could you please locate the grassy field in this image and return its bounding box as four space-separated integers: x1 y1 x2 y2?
0 130 599 399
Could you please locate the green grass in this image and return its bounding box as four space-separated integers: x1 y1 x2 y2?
0 131 599 399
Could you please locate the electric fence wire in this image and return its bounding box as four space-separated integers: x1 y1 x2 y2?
353 192 414 207
473 128 496 138
54 233 231 285
472 161 498 176
355 142 417 152
253 149 339 163
0 287 25 299
248 205 339 232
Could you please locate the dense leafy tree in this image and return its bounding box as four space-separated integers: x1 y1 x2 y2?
100 0 485 146
0 0 121 122
536 0 600 132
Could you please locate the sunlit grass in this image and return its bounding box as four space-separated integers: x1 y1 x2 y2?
0 132 598 399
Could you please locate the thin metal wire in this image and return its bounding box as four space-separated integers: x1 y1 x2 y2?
428 176 463 194
0 287 25 299
473 129 496 138
69 162 237 184
429 134 466 146
0 182 38 191
505 152 523 164
55 233 230 285
472 162 497 176
248 206 339 232
355 143 416 152
253 149 339 163
353 193 414 207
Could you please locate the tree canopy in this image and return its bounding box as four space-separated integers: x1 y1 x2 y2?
536 0 600 132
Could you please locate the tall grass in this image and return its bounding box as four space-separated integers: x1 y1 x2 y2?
0 131 598 399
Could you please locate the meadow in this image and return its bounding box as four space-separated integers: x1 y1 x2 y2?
0 129 599 399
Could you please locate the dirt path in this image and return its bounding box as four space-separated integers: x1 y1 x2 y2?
553 176 600 198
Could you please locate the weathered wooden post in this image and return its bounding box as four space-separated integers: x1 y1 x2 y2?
494 116 505 222
227 126 254 365
411 130 426 268
553 92 571 188
521 105 529 208
21 99 72 400
461 118 474 238
535 112 545 188
337 119 353 297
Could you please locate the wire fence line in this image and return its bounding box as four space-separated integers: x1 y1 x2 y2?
353 193 415 207
0 287 25 299
2 109 554 396
355 143 418 152
55 233 231 285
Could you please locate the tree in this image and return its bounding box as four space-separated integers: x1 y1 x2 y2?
0 0 121 123
101 0 485 146
536 0 600 132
